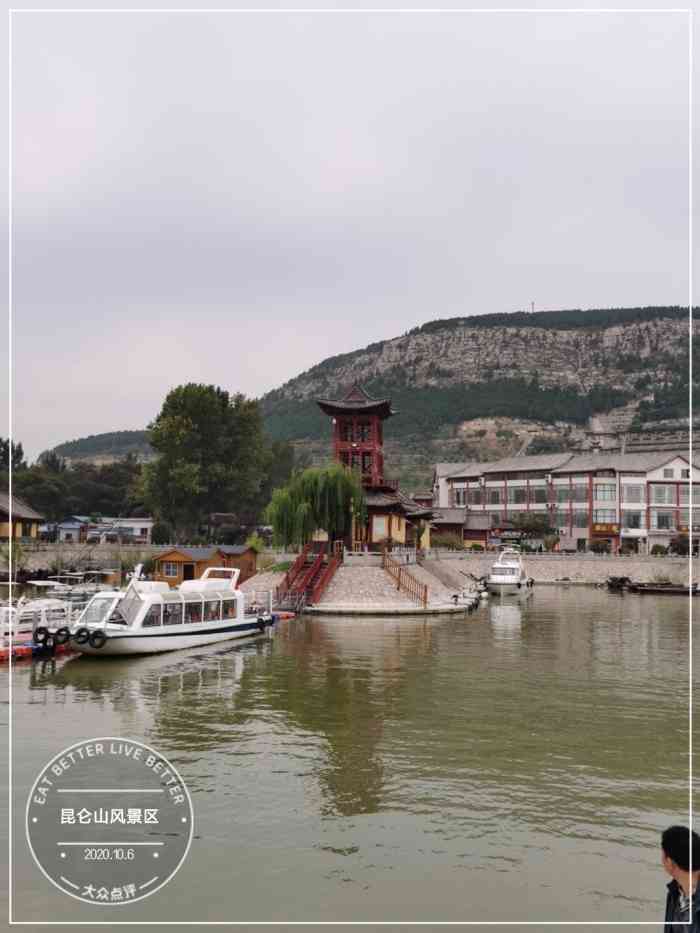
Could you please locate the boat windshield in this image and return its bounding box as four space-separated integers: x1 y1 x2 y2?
81 595 120 627
108 588 143 626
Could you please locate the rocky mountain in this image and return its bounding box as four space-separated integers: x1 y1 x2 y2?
50 307 695 489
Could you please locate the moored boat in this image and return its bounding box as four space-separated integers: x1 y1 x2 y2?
486 547 533 596
626 582 700 596
66 567 274 657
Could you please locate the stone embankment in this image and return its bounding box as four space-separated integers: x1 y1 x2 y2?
422 554 697 586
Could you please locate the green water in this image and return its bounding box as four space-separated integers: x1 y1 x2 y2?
1 588 694 925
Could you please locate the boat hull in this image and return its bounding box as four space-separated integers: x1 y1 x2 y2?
487 580 529 596
73 619 271 656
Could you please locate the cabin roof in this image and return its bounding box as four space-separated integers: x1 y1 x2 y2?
155 545 253 562
0 492 43 521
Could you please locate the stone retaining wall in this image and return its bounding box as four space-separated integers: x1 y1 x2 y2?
423 554 697 585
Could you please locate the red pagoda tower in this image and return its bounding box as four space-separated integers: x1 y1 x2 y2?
317 384 432 550
316 384 396 489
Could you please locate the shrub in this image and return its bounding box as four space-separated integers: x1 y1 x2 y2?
467 543 484 552
589 540 611 554
269 561 293 572
245 532 266 554
651 544 668 557
543 535 560 553
432 532 464 550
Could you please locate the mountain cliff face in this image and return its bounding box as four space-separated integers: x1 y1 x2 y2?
53 307 694 488
266 309 689 403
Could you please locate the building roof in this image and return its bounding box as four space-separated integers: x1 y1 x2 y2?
480 453 575 475
364 489 432 518
0 491 43 521
434 462 471 480
444 461 490 480
464 513 492 530
317 383 395 419
552 450 696 474
431 508 467 526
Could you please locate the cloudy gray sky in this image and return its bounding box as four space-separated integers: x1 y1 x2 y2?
6 7 691 460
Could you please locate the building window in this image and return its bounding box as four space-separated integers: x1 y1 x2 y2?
594 484 616 501
453 488 466 507
663 468 674 479
468 489 482 506
372 516 388 540
140 527 149 537
507 487 527 504
530 485 548 504
681 469 690 479
487 488 502 505
21 521 33 537
554 510 569 530
622 511 644 529
555 486 571 503
651 510 674 530
622 485 644 504
593 509 616 523
490 513 502 528
573 511 588 528
161 561 179 578
651 485 675 506
572 485 588 503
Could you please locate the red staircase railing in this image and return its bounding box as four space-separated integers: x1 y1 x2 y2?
292 551 325 595
382 552 428 608
309 556 340 605
276 542 313 600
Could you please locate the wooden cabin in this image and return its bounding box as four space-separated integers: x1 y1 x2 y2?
153 545 257 587
0 492 43 540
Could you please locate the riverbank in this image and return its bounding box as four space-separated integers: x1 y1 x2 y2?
422 552 696 586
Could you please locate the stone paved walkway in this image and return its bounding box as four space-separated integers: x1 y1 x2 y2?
318 566 417 608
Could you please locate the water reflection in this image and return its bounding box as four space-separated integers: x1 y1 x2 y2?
24 590 692 854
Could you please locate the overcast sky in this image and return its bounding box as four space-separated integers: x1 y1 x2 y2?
5 8 691 460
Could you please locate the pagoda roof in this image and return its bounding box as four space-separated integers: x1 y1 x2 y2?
317 383 396 419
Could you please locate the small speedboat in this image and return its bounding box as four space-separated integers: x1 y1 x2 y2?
486 547 532 595
0 597 80 643
64 566 275 657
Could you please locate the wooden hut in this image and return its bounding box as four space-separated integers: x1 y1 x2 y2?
153 545 257 587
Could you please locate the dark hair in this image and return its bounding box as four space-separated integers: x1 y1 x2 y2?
662 826 700 872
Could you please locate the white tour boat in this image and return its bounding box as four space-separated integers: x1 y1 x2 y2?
486 547 532 595
67 566 274 657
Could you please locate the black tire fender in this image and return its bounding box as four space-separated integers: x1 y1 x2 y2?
74 627 91 645
54 627 71 645
89 630 107 649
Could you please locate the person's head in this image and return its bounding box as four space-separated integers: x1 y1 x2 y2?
661 826 700 878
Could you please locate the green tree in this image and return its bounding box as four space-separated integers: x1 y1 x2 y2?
510 513 554 538
143 384 268 539
264 464 365 549
0 438 27 471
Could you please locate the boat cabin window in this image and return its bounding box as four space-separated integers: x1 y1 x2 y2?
184 601 203 624
163 603 183 626
142 604 162 627
222 598 237 620
83 596 120 627
204 599 221 622
110 587 142 626
496 566 519 575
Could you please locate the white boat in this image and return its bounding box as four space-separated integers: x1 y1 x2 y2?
486 547 532 595
0 596 81 643
68 567 274 657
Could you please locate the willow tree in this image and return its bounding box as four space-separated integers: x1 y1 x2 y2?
265 464 366 549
